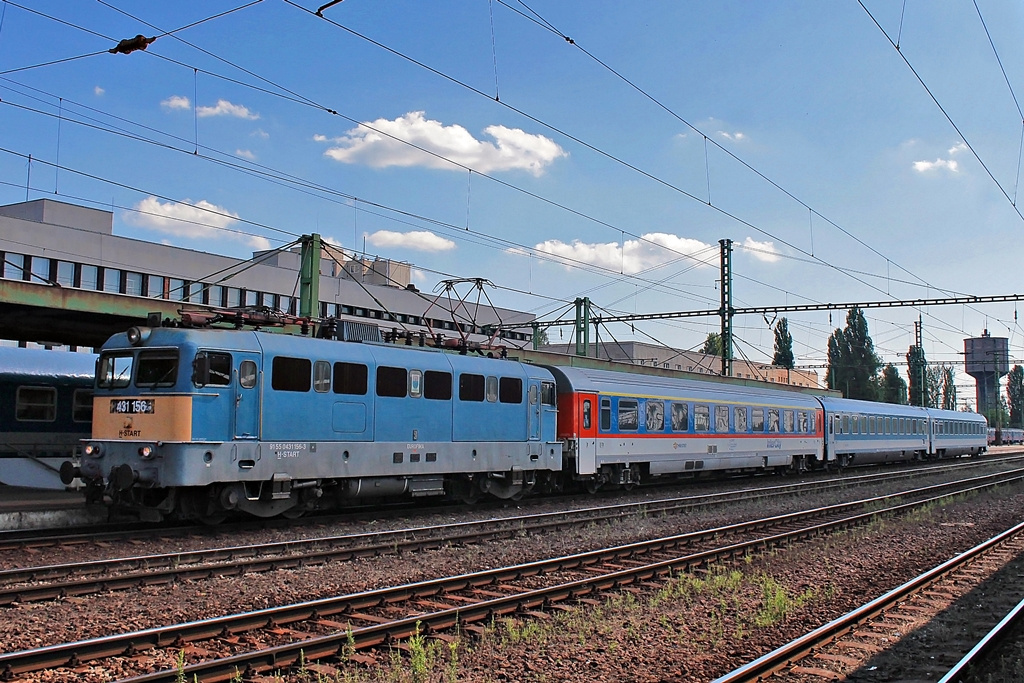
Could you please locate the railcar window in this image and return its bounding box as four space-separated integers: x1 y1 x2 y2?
499 377 523 404
424 371 452 400
841 415 849 434
833 415 840 435
98 353 134 389
193 351 231 387
272 357 311 392
767 408 780 433
671 402 689 431
797 411 808 433
735 406 748 432
459 374 484 401
694 405 710 432
15 386 56 421
583 400 592 430
313 361 331 393
619 399 639 430
752 407 765 432
647 400 665 431
541 382 556 406
868 416 875 434
485 376 499 402
860 416 867 433
333 362 367 395
715 405 730 432
239 361 258 389
376 366 407 398
72 389 93 423
600 398 612 431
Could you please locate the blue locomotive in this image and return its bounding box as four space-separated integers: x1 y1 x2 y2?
0 347 95 490
65 321 987 521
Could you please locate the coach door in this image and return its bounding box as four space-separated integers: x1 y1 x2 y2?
576 393 598 475
234 355 261 439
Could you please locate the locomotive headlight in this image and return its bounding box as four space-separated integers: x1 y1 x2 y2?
126 326 151 346
84 443 102 458
138 445 155 459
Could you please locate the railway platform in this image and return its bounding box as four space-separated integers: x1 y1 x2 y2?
0 485 106 530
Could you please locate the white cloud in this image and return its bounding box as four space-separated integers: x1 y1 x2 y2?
718 130 746 142
742 237 780 262
533 232 715 274
236 149 256 161
318 111 567 176
252 128 270 139
365 229 456 253
161 95 191 111
411 268 428 283
196 99 259 120
125 196 269 250
94 86 105 96
913 142 966 173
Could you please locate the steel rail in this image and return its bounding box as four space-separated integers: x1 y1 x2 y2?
937 594 1024 683
1 464 1018 606
711 520 1024 683
3 470 1021 681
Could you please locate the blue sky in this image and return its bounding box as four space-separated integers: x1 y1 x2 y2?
3 1 1024 400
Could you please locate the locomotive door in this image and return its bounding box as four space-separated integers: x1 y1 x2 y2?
576 393 598 475
234 355 261 439
528 380 541 441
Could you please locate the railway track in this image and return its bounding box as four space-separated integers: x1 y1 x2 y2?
2 465 1022 607
3 468 1022 682
712 516 1024 683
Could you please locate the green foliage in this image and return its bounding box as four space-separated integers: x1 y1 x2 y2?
702 332 722 356
941 365 957 411
906 344 927 406
880 363 907 405
1008 365 1024 427
826 307 881 400
772 318 794 369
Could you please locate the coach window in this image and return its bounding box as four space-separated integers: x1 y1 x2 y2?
715 405 730 432
796 411 808 433
239 360 258 389
541 381 556 406
499 377 523 404
459 374 485 401
136 350 179 388
694 405 710 432
376 366 407 398
485 376 499 402
193 351 231 387
752 407 765 432
671 402 689 432
767 408 780 433
583 400 592 430
832 414 840 435
647 401 665 431
600 398 612 431
868 416 875 434
16 387 56 421
735 406 748 432
619 399 639 430
333 362 368 395
313 361 331 393
72 389 94 423
272 357 311 392
424 371 452 400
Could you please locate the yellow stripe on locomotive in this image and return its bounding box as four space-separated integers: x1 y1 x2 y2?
92 395 193 442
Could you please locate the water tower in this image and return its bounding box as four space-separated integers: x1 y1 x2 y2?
964 330 1009 416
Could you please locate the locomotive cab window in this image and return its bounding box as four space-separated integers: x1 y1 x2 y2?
541 382 556 406
136 350 179 388
98 352 134 389
15 386 56 421
333 362 367 395
193 351 231 387
271 356 311 392
376 366 407 398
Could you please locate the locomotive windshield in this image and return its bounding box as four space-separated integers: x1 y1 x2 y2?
135 350 180 388
97 352 134 389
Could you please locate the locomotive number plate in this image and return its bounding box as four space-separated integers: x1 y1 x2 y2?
110 399 155 414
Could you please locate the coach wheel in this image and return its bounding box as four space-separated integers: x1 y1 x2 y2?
585 478 601 494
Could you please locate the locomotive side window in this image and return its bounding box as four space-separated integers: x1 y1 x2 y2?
735 406 748 432
693 405 710 432
600 398 612 431
499 377 523 404
541 382 556 406
376 366 407 398
313 361 331 393
271 356 311 392
424 371 452 400
459 373 484 401
98 353 134 388
333 362 367 395
72 389 93 423
529 385 538 405
671 402 689 432
409 369 423 398
193 351 231 387
619 399 639 430
239 360 258 389
15 386 56 421
715 405 729 432
485 376 498 403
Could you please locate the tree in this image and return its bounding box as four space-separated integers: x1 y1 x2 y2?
1007 365 1024 427
938 366 953 410
825 307 881 401
906 344 928 406
702 332 722 357
772 318 795 369
880 363 907 404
